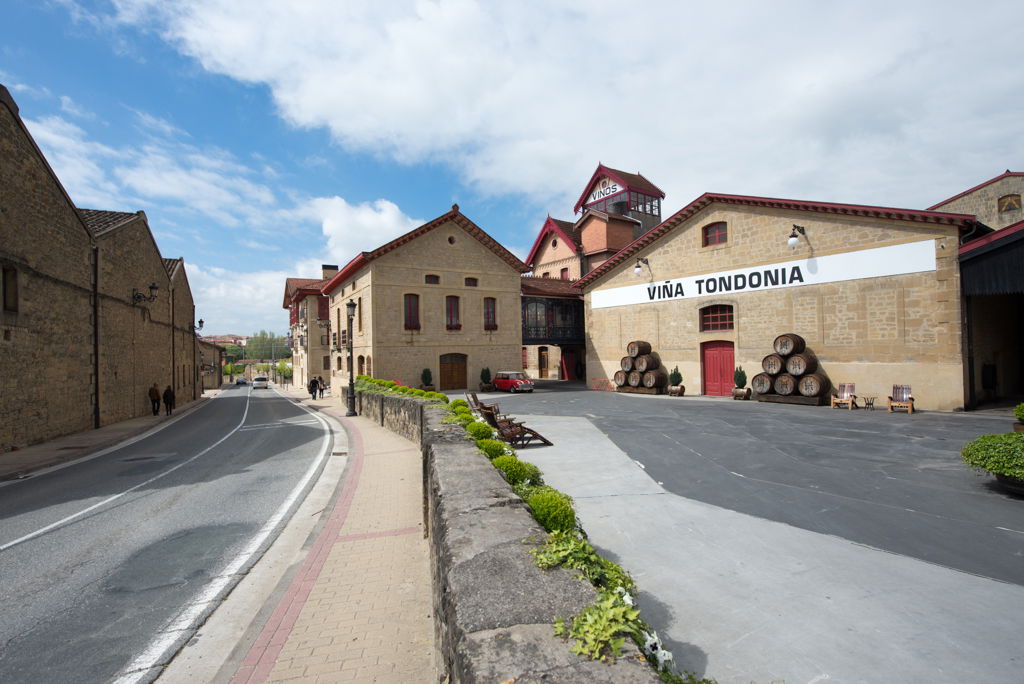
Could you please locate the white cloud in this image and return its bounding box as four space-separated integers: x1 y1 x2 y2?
186 262 290 335
295 196 422 263
59 95 94 119
107 0 1024 210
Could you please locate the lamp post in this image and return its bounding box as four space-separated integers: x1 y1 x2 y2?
346 299 357 416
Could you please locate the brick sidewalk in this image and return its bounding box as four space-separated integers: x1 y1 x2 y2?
231 396 435 683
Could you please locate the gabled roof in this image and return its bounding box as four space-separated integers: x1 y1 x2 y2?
322 205 528 295
162 257 182 279
576 192 977 289
928 170 1024 210
282 277 330 308
521 276 582 298
959 219 1024 259
524 216 578 266
573 163 665 213
77 209 141 236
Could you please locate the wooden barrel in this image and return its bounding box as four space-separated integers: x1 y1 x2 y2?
635 353 661 372
785 351 817 376
613 370 628 387
773 373 797 395
626 340 653 358
627 370 643 387
797 373 830 397
773 333 805 357
762 354 785 375
642 367 668 388
620 356 634 372
751 372 775 394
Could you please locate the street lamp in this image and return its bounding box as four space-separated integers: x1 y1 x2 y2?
345 298 357 416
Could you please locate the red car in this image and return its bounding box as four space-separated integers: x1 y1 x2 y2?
493 371 534 393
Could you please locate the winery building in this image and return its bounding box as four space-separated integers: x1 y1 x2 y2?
575 190 978 411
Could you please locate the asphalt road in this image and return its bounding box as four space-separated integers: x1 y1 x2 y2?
0 386 333 684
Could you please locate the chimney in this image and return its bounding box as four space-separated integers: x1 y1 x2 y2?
321 264 339 279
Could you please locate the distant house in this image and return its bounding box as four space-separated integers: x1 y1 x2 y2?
283 266 337 391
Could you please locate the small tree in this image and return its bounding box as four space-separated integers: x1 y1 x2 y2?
734 366 747 388
421 368 433 387
668 366 682 386
480 367 492 384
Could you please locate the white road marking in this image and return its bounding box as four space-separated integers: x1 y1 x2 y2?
113 388 334 682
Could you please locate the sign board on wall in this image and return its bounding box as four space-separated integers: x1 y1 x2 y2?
587 178 622 205
591 239 937 309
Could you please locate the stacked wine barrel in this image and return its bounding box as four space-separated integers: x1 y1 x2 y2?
613 340 668 392
751 333 830 400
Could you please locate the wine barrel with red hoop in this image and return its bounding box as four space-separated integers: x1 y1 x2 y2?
613 370 628 387
785 351 817 376
797 373 830 397
751 372 775 394
620 356 634 372
635 353 661 372
642 367 668 388
773 333 806 357
626 340 653 358
762 354 785 375
627 370 643 387
773 373 797 395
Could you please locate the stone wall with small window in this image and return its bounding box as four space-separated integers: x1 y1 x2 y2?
931 174 1024 230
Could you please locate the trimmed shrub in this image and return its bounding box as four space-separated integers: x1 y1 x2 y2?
734 366 747 388
481 367 492 384
427 392 449 403
476 438 507 460
465 421 494 441
668 366 682 386
411 389 426 397
961 432 1024 479
421 368 433 387
527 486 576 532
450 399 469 410
1015 402 1024 423
492 455 543 486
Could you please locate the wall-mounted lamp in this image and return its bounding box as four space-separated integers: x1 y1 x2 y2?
193 319 204 332
633 257 650 277
787 225 806 248
132 282 159 305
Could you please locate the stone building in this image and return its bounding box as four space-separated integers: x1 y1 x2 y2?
198 339 225 391
929 170 1024 231
0 84 200 452
576 193 977 410
283 266 337 392
320 205 527 391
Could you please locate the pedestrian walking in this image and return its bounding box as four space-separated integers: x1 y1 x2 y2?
317 375 326 399
308 377 318 400
162 385 175 416
148 383 161 416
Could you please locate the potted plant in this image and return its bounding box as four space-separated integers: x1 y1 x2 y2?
732 366 751 400
480 367 494 392
961 432 1024 495
1014 402 1024 433
667 366 685 396
420 368 435 392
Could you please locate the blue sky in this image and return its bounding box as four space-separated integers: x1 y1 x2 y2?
3 1 1022 335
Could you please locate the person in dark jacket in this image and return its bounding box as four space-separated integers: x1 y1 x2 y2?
308 377 318 400
162 385 175 415
148 383 161 415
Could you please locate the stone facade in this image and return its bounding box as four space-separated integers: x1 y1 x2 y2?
198 340 225 390
322 207 527 391
579 198 973 410
930 171 1024 231
0 84 200 452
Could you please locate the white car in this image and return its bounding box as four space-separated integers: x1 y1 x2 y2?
252 376 269 389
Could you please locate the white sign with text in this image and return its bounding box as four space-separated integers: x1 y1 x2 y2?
591 239 937 309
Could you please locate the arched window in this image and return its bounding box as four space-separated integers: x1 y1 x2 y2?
700 304 734 331
403 293 420 330
702 221 728 247
358 355 365 375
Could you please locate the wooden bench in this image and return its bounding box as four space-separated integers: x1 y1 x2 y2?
888 385 914 414
479 406 553 448
830 383 857 410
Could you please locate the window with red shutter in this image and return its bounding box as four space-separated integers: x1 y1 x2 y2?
446 295 461 330
483 297 497 330
404 293 420 330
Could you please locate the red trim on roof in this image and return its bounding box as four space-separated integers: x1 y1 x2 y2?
524 216 579 266
575 192 977 289
928 171 1024 210
573 164 665 214
959 219 1024 256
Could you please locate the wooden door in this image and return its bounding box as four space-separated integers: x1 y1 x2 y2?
538 347 549 379
439 353 467 390
701 341 734 396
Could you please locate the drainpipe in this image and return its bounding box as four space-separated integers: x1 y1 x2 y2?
92 245 101 429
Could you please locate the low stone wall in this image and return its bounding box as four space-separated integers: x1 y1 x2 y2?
359 392 658 683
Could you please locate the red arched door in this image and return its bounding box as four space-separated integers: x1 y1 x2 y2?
701 341 734 396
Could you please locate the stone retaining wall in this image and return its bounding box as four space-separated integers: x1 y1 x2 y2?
357 390 658 683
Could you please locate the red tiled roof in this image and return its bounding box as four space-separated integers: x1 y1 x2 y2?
959 219 1024 258
77 208 141 235
282 277 330 308
524 216 579 266
576 192 977 289
928 170 1024 210
573 163 665 213
322 205 528 295
520 276 582 298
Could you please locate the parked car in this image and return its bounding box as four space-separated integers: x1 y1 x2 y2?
493 371 534 393
252 376 269 389
235 377 247 385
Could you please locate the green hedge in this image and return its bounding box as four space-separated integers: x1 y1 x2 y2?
527 486 576 532
492 455 543 487
961 432 1024 479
